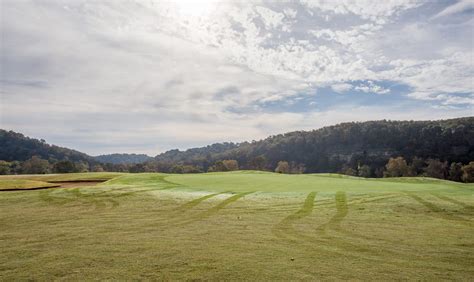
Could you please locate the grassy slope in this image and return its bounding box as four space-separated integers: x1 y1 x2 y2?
166 170 470 193
0 171 473 280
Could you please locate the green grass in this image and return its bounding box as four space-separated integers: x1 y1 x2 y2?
1 171 473 280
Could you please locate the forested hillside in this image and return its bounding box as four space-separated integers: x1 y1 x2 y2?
0 130 93 163
0 130 100 174
94 154 152 164
145 117 474 180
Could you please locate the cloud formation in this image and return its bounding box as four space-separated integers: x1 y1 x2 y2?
1 0 473 155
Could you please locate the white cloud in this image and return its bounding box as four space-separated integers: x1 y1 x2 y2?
331 83 353 93
355 81 390 94
382 51 474 103
283 8 297 19
1 0 472 154
255 6 285 29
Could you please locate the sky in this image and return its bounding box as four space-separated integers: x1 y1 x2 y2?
1 0 473 156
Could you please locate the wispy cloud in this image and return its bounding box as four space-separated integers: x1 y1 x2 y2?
431 0 473 19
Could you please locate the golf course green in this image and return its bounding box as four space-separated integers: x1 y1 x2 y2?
1 171 473 280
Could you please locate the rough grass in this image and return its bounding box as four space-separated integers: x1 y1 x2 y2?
0 171 473 280
0 172 123 182
0 179 60 191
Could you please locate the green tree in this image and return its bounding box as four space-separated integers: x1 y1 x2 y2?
214 161 227 172
0 160 11 175
448 162 463 182
384 157 409 177
181 165 202 173
9 161 21 174
22 156 51 174
358 165 372 178
374 167 384 178
275 161 290 174
92 164 104 172
409 157 425 176
171 164 202 173
341 165 357 176
129 163 147 173
170 165 184 173
53 160 76 173
207 165 216 172
75 161 89 172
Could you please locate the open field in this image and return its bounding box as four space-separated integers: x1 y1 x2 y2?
1 171 473 280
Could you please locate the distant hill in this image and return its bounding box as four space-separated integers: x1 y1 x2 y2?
0 129 94 164
1 117 473 180
151 117 474 174
95 153 152 164
155 143 239 163
0 130 151 165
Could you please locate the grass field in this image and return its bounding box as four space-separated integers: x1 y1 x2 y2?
1 171 473 280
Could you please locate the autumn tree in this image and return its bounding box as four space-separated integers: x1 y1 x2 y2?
384 157 409 177
461 162 474 183
275 161 290 174
248 155 267 171
222 160 239 171
212 160 239 171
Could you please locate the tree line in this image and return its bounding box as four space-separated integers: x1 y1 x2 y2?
1 117 473 182
3 154 471 183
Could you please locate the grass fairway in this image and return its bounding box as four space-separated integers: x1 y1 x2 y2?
1 171 473 280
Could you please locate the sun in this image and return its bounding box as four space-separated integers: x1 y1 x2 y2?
173 0 218 18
